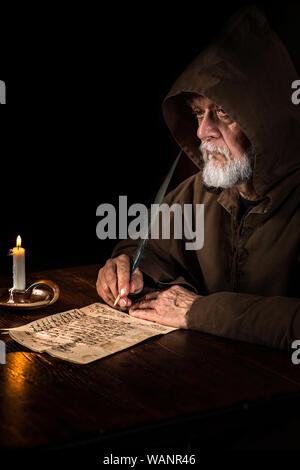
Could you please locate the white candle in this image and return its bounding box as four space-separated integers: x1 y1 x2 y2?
11 235 26 291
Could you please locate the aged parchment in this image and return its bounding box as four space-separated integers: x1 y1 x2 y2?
5 303 177 364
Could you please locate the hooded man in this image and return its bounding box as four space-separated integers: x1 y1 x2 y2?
96 7 300 351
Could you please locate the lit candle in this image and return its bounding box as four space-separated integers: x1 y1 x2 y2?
11 236 26 291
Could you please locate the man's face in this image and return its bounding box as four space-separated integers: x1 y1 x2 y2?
189 95 253 188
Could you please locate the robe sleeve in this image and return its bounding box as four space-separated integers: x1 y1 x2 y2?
111 237 198 294
112 236 300 351
187 292 300 351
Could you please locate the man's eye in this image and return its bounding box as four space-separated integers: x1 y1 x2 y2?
193 110 204 119
216 107 230 119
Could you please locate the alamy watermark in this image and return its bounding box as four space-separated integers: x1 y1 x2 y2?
0 80 6 104
291 340 300 365
96 196 204 250
291 80 300 105
0 340 6 364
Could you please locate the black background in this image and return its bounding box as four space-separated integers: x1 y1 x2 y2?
1 2 299 277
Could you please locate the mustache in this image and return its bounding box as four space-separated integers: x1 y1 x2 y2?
199 141 232 161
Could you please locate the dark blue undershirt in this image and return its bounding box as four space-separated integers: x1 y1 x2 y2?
238 195 261 219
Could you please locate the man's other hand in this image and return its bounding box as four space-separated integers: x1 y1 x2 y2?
96 254 144 308
128 285 199 328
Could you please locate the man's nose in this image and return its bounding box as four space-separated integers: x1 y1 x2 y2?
197 111 221 141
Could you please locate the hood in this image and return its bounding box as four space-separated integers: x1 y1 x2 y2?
162 6 300 199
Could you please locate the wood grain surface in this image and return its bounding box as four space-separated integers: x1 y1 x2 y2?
0 265 300 461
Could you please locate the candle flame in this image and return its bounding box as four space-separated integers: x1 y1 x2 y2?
16 235 22 247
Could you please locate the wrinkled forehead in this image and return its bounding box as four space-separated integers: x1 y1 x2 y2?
185 92 216 109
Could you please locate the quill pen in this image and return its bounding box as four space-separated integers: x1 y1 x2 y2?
114 149 183 306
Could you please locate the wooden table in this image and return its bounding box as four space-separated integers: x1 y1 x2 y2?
0 265 300 463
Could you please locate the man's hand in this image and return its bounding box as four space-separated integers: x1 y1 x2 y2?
128 285 199 328
96 254 144 308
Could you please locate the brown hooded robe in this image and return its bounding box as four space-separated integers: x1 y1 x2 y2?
111 7 300 351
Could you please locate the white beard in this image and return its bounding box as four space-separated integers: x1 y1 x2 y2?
200 141 253 189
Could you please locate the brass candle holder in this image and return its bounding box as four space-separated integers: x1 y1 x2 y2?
0 280 60 309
